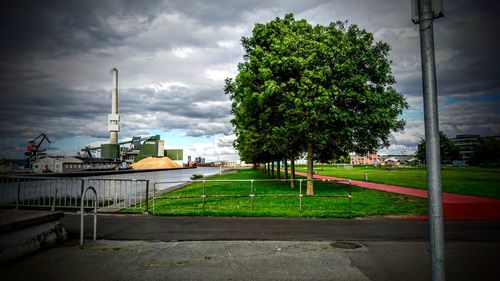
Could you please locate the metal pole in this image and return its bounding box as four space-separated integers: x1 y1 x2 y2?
418 0 445 280
153 183 156 214
51 188 57 212
145 180 149 214
250 180 254 208
16 179 20 209
80 189 84 246
202 180 206 211
80 179 85 205
93 199 97 241
348 180 352 218
299 179 303 211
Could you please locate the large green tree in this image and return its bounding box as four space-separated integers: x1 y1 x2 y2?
416 131 462 163
470 137 500 165
226 14 407 195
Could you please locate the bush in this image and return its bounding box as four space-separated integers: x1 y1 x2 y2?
190 174 204 180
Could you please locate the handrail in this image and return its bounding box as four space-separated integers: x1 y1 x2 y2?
1 177 149 211
152 178 352 215
0 175 148 182
153 178 352 184
80 186 98 246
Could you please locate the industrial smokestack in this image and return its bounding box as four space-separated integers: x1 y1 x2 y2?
108 68 120 144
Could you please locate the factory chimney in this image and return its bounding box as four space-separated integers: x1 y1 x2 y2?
108 68 120 144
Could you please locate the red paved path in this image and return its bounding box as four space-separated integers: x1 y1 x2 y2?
293 171 500 221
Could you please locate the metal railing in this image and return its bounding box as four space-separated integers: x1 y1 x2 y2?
80 186 97 246
152 178 352 215
0 176 150 212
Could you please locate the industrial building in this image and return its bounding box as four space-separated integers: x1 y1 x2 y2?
25 67 184 173
84 69 184 167
165 149 183 167
32 156 83 173
450 134 480 163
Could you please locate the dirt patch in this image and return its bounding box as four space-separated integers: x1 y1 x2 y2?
131 157 181 169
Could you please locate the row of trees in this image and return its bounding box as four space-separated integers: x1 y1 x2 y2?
415 131 461 163
416 132 500 165
470 137 500 165
225 14 407 195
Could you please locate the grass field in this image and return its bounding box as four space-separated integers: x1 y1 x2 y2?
295 165 500 199
135 169 428 218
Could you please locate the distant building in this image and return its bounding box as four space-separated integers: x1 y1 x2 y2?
382 155 414 163
195 157 205 164
351 153 379 165
0 159 25 173
450 134 480 163
32 156 83 173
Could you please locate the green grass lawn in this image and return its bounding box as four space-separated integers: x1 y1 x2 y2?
134 169 428 218
295 165 500 199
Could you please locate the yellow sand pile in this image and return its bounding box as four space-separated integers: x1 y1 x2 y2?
131 157 181 169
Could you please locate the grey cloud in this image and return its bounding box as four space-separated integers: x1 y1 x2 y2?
0 0 162 57
119 87 229 119
440 100 500 136
186 122 232 137
0 0 498 159
217 135 235 147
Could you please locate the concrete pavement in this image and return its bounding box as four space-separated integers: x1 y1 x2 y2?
1 239 499 281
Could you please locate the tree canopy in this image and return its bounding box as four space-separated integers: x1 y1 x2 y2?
225 14 407 194
416 131 461 163
470 137 500 165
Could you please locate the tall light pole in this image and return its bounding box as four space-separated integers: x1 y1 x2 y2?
412 0 445 280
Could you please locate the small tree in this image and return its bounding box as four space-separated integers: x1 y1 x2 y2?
416 131 461 164
470 137 500 165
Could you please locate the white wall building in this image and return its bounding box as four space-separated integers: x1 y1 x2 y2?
32 156 83 173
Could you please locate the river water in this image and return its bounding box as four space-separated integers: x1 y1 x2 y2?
0 167 230 208
89 167 228 191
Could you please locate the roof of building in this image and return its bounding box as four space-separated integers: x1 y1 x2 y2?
57 157 83 163
34 156 83 163
76 157 120 163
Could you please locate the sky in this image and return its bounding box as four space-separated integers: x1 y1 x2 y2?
0 0 499 162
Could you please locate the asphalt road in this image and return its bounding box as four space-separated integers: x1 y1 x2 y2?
62 214 500 242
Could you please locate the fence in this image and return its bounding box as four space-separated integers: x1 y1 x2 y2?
0 176 150 212
152 178 352 215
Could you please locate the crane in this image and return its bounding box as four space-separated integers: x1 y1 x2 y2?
25 133 51 168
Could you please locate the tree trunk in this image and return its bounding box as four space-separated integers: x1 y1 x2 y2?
267 162 270 176
277 160 281 179
271 161 275 178
306 142 314 196
284 158 288 180
290 155 296 189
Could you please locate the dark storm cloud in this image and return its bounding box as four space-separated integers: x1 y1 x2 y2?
432 1 500 97
0 0 162 56
158 0 331 25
